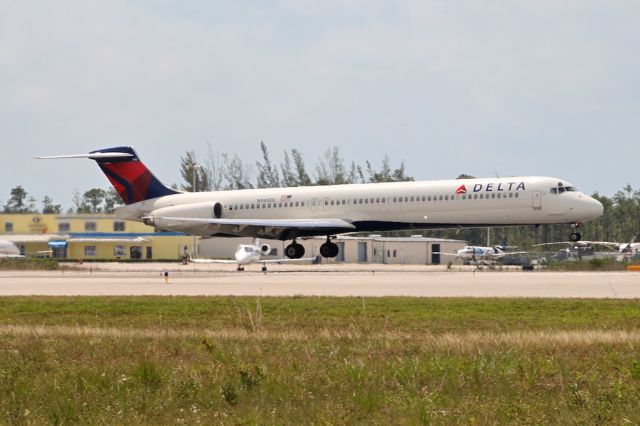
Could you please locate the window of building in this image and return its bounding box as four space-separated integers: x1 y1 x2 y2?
113 246 126 257
84 246 97 256
58 223 70 232
393 249 397 257
85 222 97 232
4 222 13 233
146 247 153 259
113 221 125 232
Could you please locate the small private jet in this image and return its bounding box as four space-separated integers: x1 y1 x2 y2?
38 146 604 260
189 240 319 271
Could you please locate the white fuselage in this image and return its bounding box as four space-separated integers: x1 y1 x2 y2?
116 176 603 239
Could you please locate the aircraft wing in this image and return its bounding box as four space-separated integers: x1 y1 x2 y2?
260 256 321 264
150 216 356 238
189 258 238 264
490 251 527 258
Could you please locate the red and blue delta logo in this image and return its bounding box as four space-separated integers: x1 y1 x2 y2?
454 181 527 194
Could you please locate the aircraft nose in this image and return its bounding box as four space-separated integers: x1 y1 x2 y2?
585 196 604 219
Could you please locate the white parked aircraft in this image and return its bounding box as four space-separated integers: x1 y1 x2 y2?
436 239 526 263
0 240 22 258
38 147 604 260
190 240 320 271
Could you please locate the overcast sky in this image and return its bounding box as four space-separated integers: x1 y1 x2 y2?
1 1 639 210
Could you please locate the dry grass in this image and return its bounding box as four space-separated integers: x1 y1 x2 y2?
1 325 639 350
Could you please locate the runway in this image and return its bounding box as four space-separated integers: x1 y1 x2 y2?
0 263 638 297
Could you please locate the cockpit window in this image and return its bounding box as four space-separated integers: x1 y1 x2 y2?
550 186 576 194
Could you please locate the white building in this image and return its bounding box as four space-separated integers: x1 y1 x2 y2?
199 235 467 265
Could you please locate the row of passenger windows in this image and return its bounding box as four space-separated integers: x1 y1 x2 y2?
226 192 520 211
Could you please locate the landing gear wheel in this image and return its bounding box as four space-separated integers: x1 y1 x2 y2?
569 232 581 242
285 243 305 259
320 242 340 258
261 265 267 272
237 265 245 272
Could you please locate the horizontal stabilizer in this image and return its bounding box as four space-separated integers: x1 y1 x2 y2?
36 152 134 160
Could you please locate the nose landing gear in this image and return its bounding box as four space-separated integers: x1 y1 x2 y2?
569 223 582 242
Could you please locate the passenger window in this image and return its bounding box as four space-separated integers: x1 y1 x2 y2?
515 193 519 198
295 202 300 207
445 195 449 201
462 195 466 200
410 196 414 202
439 195 443 201
509 193 513 198
550 188 557 194
428 196 432 201
301 202 305 206
491 193 496 199
497 193 502 199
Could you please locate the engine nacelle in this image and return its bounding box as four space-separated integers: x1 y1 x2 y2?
259 243 271 255
144 202 222 226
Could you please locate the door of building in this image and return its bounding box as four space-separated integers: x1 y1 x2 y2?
431 244 441 265
358 242 368 262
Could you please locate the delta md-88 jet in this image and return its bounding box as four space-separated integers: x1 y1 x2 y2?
39 147 603 259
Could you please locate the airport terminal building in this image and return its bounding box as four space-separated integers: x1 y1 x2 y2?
0 214 193 260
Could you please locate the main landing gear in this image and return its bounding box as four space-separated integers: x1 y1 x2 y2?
569 223 582 242
285 239 305 259
320 236 340 259
284 237 340 259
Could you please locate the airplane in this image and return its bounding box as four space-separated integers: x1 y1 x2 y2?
535 238 639 261
37 146 604 260
435 239 526 264
0 240 22 258
189 239 320 271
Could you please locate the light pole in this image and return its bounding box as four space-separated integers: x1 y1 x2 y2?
191 162 200 258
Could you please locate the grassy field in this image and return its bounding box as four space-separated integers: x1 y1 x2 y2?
0 297 639 424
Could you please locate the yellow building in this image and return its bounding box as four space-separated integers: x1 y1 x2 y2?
0 214 194 260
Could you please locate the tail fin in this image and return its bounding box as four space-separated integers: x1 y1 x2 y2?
38 146 179 204
89 147 179 204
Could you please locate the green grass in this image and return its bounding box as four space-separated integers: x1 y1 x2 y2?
1 297 639 424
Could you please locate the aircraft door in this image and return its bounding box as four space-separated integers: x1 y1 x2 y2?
532 191 542 210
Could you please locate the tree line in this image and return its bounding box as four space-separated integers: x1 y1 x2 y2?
2 142 638 247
